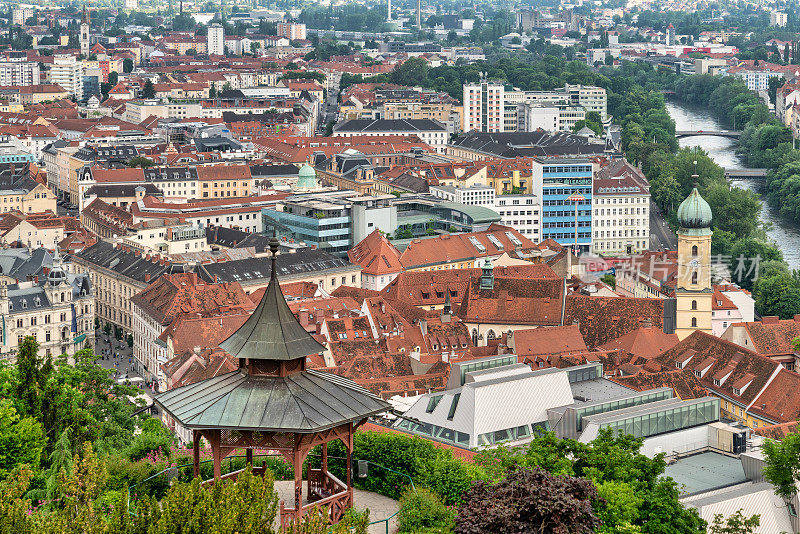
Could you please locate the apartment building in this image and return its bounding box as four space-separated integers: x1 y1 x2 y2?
277 22 307 41
0 252 94 360
74 240 170 335
592 159 651 255
725 61 790 92
50 55 82 101
124 100 203 124
332 119 449 153
463 80 505 133
464 81 606 133
207 24 225 56
0 62 40 87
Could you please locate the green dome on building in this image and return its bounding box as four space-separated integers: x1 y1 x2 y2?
297 164 317 190
677 186 712 234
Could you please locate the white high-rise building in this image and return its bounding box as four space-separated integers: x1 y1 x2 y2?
50 55 83 102
463 80 505 133
207 24 225 56
0 62 40 87
770 12 788 27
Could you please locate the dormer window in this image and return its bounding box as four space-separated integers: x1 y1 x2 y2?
694 370 701 378
733 388 741 396
676 361 682 369
713 379 720 386
22 301 26 309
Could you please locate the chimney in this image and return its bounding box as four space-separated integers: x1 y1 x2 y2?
145 273 151 282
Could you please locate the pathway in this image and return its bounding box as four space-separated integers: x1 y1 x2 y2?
273 480 399 534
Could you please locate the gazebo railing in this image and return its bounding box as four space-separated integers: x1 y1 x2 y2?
127 452 416 532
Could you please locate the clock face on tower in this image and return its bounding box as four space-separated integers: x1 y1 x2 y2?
689 259 700 269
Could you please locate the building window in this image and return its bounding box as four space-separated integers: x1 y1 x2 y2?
691 317 697 328
691 272 698 284
691 300 697 310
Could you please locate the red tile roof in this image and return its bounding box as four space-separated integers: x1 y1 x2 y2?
735 316 800 356
564 295 666 348
399 224 538 269
754 421 799 440
599 326 679 360
610 368 709 401
748 369 800 424
655 331 781 406
509 325 588 359
348 229 403 276
131 272 254 325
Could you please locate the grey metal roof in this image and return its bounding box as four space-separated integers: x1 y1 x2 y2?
153 368 389 432
75 240 169 284
198 249 354 283
333 118 446 133
218 251 327 361
449 131 608 158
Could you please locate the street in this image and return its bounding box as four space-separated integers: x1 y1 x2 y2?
92 328 159 410
649 200 677 251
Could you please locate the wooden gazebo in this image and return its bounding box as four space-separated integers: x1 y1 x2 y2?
154 236 390 528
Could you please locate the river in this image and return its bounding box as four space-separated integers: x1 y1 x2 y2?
665 100 800 270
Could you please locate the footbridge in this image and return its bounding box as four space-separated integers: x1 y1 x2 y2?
675 130 742 139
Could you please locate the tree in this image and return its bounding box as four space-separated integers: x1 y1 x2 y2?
123 58 134 73
474 430 706 534
141 80 155 99
185 48 197 56
391 57 429 87
108 71 119 87
127 156 155 168
768 76 784 104
709 510 760 534
15 336 50 419
0 400 45 477
763 429 800 501
455 467 601 533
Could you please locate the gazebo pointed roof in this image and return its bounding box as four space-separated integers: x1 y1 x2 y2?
219 236 326 361
153 235 391 433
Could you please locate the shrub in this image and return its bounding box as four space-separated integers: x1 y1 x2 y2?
397 488 455 533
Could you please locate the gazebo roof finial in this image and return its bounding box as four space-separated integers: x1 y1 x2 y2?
218 231 325 362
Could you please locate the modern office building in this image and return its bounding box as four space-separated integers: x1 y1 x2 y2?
536 158 594 252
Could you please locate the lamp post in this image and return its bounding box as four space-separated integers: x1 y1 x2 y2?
567 193 586 255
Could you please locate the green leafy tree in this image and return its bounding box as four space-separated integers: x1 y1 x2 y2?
123 58 134 73
141 80 155 99
763 429 800 501
391 57 430 87
708 509 760 534
127 156 156 168
398 488 455 533
0 400 45 477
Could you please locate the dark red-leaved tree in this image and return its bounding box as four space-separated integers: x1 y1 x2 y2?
455 467 602 534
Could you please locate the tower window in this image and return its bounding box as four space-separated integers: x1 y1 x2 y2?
691 245 698 257
691 317 697 328
692 272 698 284
691 300 697 310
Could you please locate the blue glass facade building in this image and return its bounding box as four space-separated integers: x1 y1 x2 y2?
540 160 593 252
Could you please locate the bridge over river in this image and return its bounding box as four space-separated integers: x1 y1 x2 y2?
676 130 742 139
725 168 767 180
